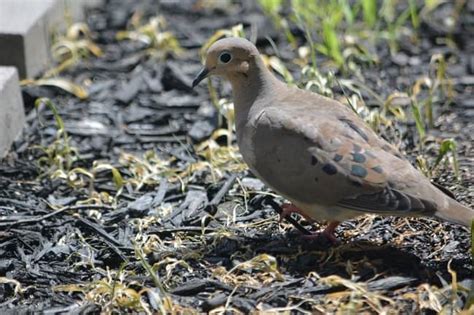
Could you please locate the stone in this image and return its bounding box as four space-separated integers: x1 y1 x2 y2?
0 0 57 78
0 0 104 78
188 120 215 142
0 67 25 158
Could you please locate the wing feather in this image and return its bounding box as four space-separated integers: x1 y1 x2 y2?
258 104 437 216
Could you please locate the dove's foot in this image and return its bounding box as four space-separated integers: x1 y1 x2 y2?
302 221 340 245
279 203 315 223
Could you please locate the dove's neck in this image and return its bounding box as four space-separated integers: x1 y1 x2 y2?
228 56 283 111
228 55 284 169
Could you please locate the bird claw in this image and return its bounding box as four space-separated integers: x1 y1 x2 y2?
301 221 341 245
279 204 340 245
301 230 339 245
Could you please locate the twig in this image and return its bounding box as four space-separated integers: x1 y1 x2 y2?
205 173 238 215
76 217 130 262
147 226 219 235
262 196 313 236
0 204 114 227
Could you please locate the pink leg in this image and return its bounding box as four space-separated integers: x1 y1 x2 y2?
302 221 340 245
279 203 315 223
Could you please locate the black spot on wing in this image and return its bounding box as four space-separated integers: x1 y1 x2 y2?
382 144 392 152
311 156 318 165
371 166 383 173
351 165 368 178
394 152 404 159
431 181 456 199
340 118 369 142
382 144 405 160
322 163 337 175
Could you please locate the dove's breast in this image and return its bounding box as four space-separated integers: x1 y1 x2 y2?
237 105 337 205
235 99 269 170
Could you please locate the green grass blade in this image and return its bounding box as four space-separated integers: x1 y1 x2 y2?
339 0 355 25
361 0 377 28
322 20 343 66
258 0 282 15
35 98 69 144
432 139 460 180
411 102 426 142
408 0 420 29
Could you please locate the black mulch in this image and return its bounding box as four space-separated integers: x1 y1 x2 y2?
1 0 473 313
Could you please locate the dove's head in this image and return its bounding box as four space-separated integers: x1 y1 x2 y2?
192 37 259 88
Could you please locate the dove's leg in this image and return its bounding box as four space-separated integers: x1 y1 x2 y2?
321 221 340 244
279 203 315 223
302 221 340 244
279 204 340 244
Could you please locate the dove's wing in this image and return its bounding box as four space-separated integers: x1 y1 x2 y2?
249 91 440 217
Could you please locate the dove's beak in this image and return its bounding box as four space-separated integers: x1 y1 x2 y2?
192 67 210 88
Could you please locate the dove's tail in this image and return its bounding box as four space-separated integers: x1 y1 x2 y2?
435 199 474 227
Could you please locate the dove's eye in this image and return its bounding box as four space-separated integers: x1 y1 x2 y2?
219 52 232 64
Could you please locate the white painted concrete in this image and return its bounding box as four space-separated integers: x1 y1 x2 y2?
0 67 25 158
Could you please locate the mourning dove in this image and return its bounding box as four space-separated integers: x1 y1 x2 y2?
193 37 474 242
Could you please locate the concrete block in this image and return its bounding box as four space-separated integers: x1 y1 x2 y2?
0 0 58 78
0 67 25 158
0 0 105 78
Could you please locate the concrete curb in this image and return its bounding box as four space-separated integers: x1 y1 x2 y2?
0 0 57 79
0 0 104 157
0 0 104 79
0 67 25 158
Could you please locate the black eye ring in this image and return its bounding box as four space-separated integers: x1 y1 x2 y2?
219 52 232 63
